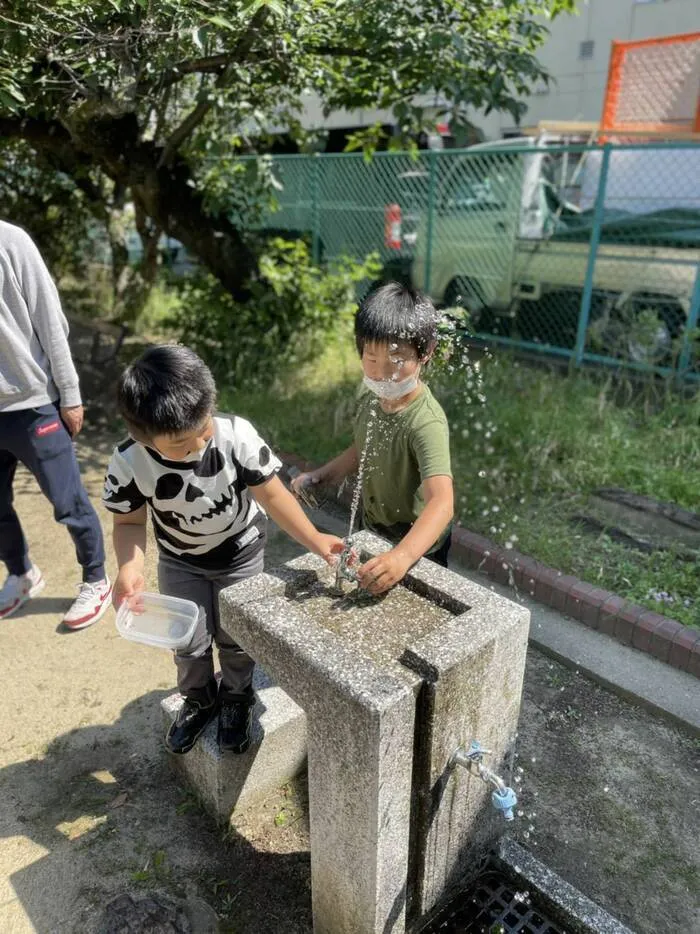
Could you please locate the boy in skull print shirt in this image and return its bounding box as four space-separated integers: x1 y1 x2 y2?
103 345 344 756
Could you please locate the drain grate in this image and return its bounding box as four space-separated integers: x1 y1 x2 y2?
424 870 566 934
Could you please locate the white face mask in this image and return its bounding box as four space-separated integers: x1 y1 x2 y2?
363 373 419 400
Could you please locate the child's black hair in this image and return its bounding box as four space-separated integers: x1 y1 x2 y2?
117 345 216 438
355 282 438 359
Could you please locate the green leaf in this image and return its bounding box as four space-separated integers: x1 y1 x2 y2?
244 0 285 16
203 14 238 31
7 84 26 104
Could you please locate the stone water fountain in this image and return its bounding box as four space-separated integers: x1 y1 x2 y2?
163 528 633 933
217 530 529 933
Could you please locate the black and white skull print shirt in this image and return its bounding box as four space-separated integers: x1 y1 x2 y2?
102 415 282 569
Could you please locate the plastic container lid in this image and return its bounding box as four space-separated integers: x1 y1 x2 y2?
115 591 200 650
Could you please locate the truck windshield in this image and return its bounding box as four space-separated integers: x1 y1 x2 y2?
437 153 519 212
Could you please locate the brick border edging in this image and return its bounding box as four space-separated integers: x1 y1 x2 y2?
278 452 700 679
451 526 700 679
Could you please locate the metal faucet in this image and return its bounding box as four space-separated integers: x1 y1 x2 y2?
335 537 359 590
450 740 518 821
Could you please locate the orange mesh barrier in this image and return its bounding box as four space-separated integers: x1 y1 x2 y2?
601 31 700 137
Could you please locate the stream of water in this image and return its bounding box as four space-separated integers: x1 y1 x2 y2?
346 398 378 539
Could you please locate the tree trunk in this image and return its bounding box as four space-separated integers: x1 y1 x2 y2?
0 113 257 299
112 198 162 324
107 207 131 307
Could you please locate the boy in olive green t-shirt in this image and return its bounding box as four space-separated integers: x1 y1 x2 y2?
292 282 454 595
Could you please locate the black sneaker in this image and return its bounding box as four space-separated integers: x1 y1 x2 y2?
165 697 217 755
218 700 253 754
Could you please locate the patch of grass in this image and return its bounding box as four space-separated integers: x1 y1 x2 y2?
130 849 170 884
134 282 183 337
273 808 295 827
219 322 360 463
220 335 699 628
175 791 204 816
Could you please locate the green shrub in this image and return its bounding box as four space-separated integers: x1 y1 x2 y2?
169 238 380 389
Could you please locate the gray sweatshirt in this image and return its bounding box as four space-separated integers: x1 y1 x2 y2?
0 220 81 413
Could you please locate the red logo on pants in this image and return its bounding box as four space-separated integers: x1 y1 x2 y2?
36 420 61 437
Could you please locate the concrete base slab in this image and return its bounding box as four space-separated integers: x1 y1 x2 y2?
160 668 307 823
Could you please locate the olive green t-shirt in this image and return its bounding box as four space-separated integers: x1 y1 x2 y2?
353 383 452 551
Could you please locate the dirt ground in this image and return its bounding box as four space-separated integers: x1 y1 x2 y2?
1 414 698 934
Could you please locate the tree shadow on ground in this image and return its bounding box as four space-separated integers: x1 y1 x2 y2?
1 690 312 934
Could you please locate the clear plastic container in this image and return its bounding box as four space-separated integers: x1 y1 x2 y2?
115 591 199 650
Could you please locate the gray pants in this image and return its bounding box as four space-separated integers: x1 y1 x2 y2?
158 548 264 706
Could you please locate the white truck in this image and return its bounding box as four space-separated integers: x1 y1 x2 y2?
398 138 700 364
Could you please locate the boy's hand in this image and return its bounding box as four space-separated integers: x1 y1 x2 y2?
357 548 412 595
113 565 146 609
290 471 321 507
310 534 347 566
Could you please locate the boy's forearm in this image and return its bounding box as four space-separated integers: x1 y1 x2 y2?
317 445 359 486
254 477 324 552
113 522 147 570
395 497 454 566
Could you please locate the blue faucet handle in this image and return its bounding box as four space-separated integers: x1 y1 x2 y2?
492 786 518 822
466 740 492 760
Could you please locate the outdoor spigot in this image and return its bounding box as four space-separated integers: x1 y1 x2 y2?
335 537 359 590
450 739 518 823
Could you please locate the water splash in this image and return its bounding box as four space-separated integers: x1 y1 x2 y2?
347 398 379 539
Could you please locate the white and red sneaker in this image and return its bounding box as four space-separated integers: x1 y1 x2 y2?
62 578 112 631
0 565 46 620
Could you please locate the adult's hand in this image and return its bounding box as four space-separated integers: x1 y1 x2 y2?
60 405 84 438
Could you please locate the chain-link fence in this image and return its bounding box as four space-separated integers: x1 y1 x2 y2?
235 142 700 383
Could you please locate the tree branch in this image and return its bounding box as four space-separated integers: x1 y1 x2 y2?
0 115 82 161
149 43 373 92
304 45 376 58
158 8 270 167
154 54 232 89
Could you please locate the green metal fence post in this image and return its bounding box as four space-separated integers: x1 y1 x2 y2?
423 150 438 295
311 154 321 265
676 262 700 385
574 142 612 366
